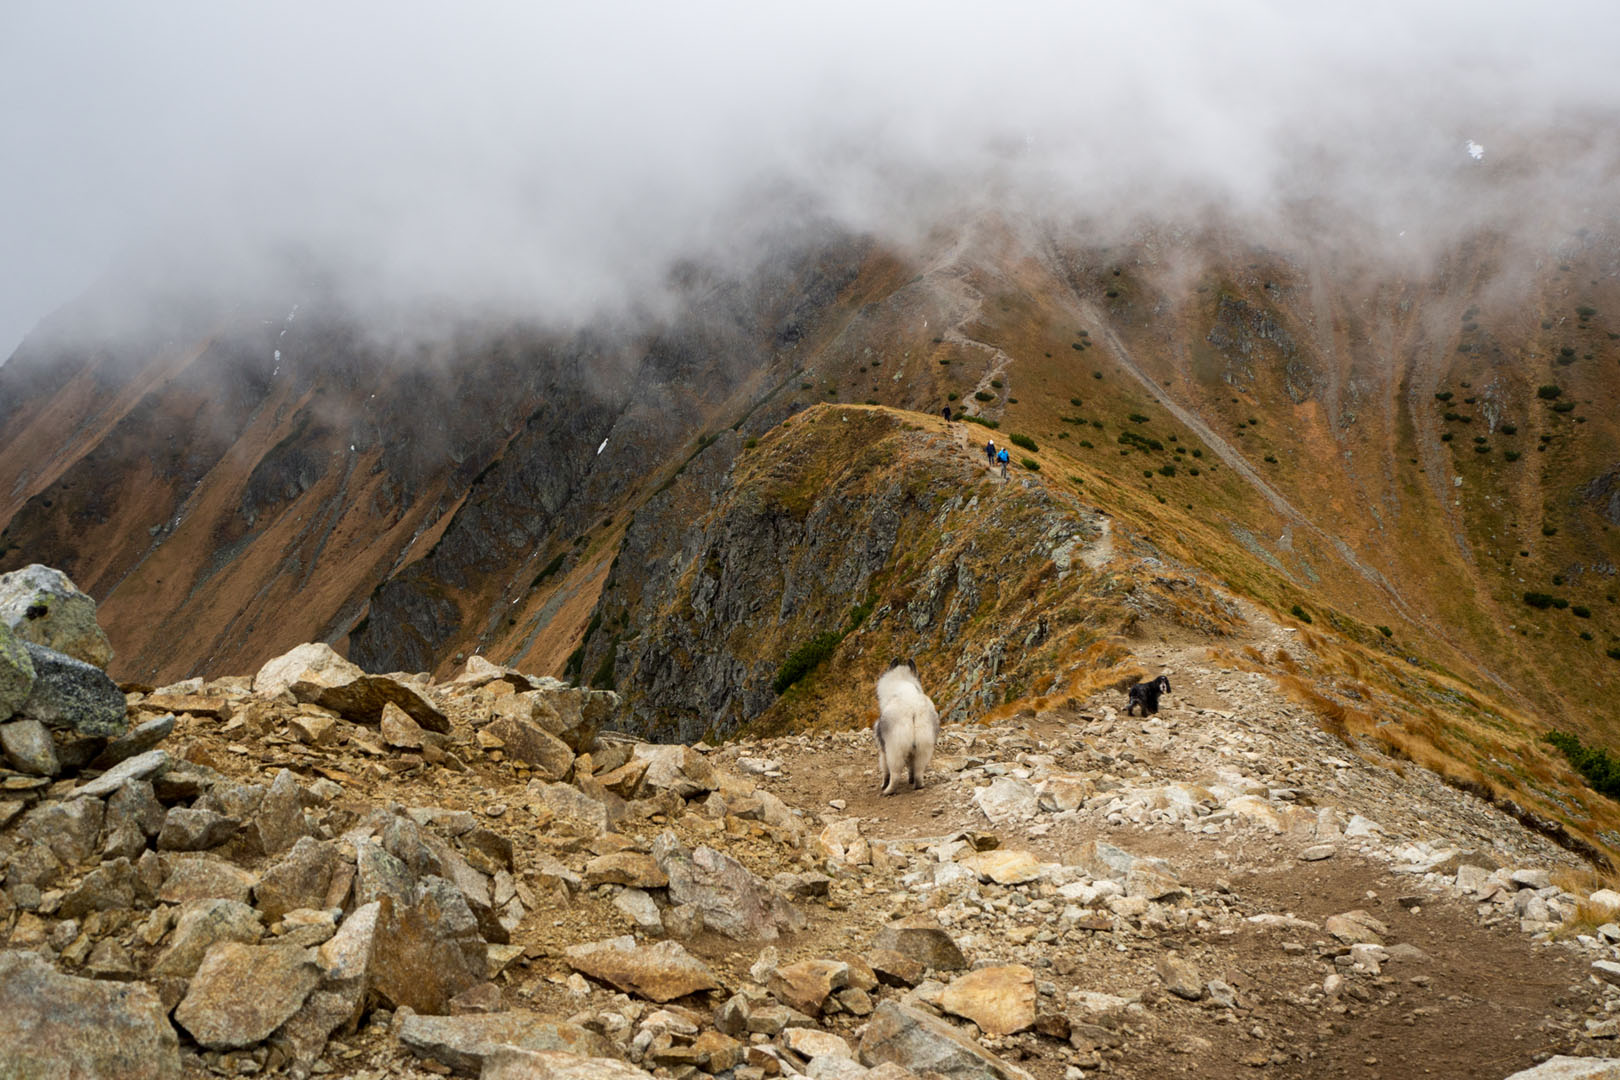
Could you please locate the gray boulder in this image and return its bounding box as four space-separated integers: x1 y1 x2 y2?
0 619 36 718
0 950 180 1079
0 563 114 668
16 642 126 737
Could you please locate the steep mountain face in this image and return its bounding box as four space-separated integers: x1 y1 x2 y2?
4 215 1620 825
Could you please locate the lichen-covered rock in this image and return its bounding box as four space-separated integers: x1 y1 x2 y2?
15 641 126 737
0 950 180 1079
370 875 489 1014
90 713 175 769
0 619 37 718
483 1047 654 1080
0 563 114 668
255 836 340 920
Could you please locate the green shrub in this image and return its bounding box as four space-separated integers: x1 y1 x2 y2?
1128 412 1150 424
1500 423 1517 434
1021 457 1040 471
1377 625 1393 637
1440 433 1453 442
1474 444 1490 454
530 552 568 589
1093 372 1103 379
1079 440 1093 448
1434 391 1453 402
1504 450 1521 462
1523 592 1557 609
962 415 999 429
1188 467 1200 476
1553 401 1576 413
947 392 959 401
1264 454 1279 463
1538 385 1563 399
1610 648 1620 661
1070 396 1084 407
1010 433 1038 452
1117 430 1163 453
990 379 1003 389
1290 604 1312 624
773 631 844 695
1545 730 1620 800
1573 605 1592 618
975 391 994 402
1543 525 1558 536
1157 464 1176 477
1578 305 1598 319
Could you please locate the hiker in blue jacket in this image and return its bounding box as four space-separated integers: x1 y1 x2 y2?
997 446 1010 479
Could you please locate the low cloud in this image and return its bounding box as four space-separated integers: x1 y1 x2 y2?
3 1 1617 355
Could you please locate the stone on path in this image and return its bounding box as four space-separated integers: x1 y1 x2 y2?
1500 1058 1620 1079
972 777 1039 825
396 1011 611 1075
75 748 170 798
870 917 968 972
659 840 803 941
938 964 1037 1035
960 849 1049 885
858 1000 1034 1080
1324 910 1387 946
151 898 264 977
482 1047 655 1080
1156 954 1204 1000
1298 844 1336 861
768 959 850 1016
0 950 180 1079
565 936 721 1002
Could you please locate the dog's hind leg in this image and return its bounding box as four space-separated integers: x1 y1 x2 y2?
875 726 891 794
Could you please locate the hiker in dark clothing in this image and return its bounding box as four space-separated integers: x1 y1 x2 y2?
942 406 952 422
985 440 996 464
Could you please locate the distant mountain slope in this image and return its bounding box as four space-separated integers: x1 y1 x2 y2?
3 215 1618 764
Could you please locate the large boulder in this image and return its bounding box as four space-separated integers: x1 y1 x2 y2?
370 875 489 1013
15 641 126 737
0 563 114 668
0 619 36 718
488 684 615 754
173 941 321 1050
0 950 180 1079
483 1047 654 1080
151 899 265 977
253 642 449 732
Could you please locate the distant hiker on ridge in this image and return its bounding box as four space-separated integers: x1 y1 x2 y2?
985 439 996 465
998 445 1010 479
942 406 952 422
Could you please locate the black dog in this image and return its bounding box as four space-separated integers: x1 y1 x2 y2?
1125 675 1171 716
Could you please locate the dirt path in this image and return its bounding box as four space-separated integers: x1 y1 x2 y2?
747 603 1603 1079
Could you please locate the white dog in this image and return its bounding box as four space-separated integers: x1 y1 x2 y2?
874 658 939 795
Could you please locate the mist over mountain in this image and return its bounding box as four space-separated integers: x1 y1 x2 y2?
5 1 1619 358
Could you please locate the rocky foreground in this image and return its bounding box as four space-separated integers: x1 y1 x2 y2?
5 565 1620 1079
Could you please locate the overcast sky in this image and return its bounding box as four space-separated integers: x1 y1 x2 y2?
2 1 1617 357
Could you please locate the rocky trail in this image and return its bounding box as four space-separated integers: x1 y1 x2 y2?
5 565 1620 1080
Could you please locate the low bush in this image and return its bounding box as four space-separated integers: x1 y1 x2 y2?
1538 385 1563 399
773 631 843 695
1290 604 1312 624
975 391 994 402
1545 730 1620 800
962 415 999 429
1010 433 1038 452
1021 457 1040 471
